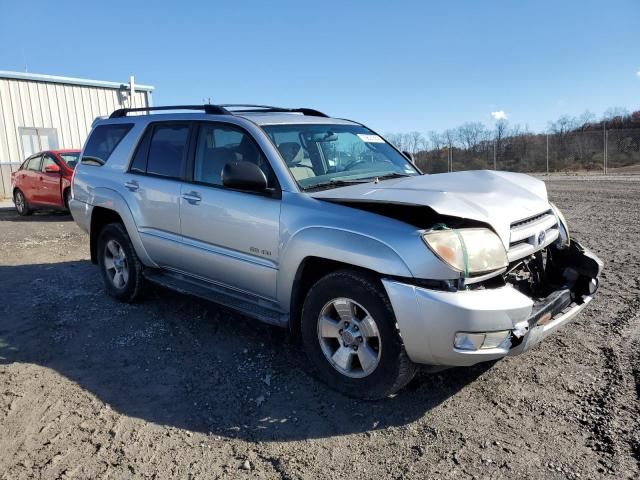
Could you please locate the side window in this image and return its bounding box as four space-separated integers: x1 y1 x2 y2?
82 123 133 166
194 124 275 187
146 124 190 178
42 155 57 172
27 155 42 171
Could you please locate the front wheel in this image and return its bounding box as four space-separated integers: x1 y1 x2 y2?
300 270 417 399
97 223 145 302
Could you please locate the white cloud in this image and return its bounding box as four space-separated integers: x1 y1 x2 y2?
490 110 507 120
636 70 640 77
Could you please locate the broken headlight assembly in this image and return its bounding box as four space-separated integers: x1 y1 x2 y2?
422 228 508 276
550 202 570 248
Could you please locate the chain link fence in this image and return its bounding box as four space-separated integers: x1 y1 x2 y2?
415 128 640 175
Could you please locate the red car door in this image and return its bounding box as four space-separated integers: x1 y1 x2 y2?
39 154 63 206
21 155 43 205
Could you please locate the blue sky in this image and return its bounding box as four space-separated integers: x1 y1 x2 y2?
1 0 638 134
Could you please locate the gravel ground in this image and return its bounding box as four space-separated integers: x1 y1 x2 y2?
0 178 638 479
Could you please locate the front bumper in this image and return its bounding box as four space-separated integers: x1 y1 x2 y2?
382 242 602 367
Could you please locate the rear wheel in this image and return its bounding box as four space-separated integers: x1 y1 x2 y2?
14 189 32 216
97 223 145 302
301 270 417 399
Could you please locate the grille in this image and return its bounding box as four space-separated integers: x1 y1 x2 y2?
508 210 559 262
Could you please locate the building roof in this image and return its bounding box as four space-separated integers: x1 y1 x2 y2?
0 70 154 92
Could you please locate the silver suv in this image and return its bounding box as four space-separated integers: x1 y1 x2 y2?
70 104 602 399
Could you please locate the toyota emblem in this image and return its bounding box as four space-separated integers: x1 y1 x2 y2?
537 230 546 246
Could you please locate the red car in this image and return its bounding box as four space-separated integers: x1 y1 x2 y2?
11 149 80 216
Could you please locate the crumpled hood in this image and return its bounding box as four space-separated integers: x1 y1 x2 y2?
310 170 551 247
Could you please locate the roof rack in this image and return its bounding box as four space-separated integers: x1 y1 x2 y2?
109 104 329 119
109 104 229 118
220 104 329 117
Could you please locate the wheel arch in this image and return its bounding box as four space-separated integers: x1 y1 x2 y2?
280 227 413 334
88 188 156 267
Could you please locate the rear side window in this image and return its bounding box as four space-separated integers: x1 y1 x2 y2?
129 123 190 179
146 124 189 178
82 123 133 166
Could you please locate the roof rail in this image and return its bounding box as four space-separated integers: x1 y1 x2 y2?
109 104 230 118
108 104 329 119
220 104 329 117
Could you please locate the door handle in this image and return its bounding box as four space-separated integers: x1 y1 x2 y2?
182 191 201 204
124 180 139 191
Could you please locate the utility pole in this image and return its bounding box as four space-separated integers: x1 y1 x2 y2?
603 125 608 175
546 134 549 175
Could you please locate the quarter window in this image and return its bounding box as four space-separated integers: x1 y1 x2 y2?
83 123 133 166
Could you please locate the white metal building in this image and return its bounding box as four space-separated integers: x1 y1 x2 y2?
0 71 154 198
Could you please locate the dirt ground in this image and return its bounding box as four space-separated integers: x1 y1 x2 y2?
1 178 638 479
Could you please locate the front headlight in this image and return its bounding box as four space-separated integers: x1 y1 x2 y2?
422 228 508 276
550 202 570 248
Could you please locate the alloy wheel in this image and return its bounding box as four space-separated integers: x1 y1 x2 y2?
15 191 25 213
317 298 382 378
103 239 129 289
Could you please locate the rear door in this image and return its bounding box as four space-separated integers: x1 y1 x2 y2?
178 122 281 300
38 154 63 206
124 121 192 268
22 155 43 204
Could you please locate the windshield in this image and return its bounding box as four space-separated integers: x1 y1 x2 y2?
58 152 80 169
262 124 420 190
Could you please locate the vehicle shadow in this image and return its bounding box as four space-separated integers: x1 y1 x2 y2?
0 260 494 442
0 208 72 222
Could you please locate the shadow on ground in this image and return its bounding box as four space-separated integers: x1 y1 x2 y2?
0 260 493 442
0 208 72 222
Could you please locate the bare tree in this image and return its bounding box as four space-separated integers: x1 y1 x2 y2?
407 131 425 154
602 107 630 122
456 122 487 151
428 131 443 151
493 119 509 165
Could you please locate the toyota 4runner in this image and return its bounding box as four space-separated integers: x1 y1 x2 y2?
70 104 602 399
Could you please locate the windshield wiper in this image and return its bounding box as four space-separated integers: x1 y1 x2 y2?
372 172 414 181
304 178 371 191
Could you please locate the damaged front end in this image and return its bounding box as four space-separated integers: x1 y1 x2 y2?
504 239 603 352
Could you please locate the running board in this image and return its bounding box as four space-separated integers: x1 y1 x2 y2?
142 270 288 327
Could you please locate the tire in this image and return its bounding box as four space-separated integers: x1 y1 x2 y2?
63 189 71 212
300 269 417 399
97 223 145 302
14 189 33 216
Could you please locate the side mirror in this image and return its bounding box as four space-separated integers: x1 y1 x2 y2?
222 161 268 192
402 151 415 163
45 164 61 173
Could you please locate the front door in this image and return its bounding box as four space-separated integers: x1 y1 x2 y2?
178 122 281 300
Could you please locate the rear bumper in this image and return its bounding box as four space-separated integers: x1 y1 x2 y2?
69 198 92 234
382 242 602 367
